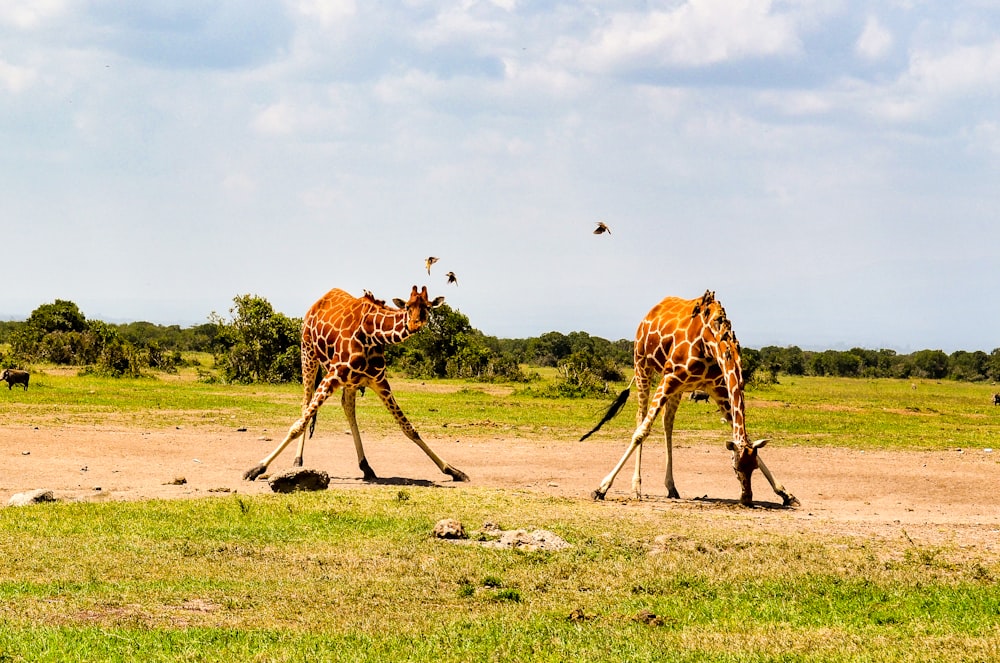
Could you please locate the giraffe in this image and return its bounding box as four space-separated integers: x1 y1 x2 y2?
243 285 469 483
584 290 797 506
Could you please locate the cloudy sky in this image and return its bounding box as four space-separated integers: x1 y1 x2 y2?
2 1 998 352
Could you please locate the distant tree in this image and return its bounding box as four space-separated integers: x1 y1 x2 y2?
212 295 302 384
388 304 530 382
910 349 949 379
948 350 988 381
988 349 1000 382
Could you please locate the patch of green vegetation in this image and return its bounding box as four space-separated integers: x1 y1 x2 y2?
0 489 997 662
3 371 1000 450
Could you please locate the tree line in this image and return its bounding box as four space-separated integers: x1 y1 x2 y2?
2 297 999 388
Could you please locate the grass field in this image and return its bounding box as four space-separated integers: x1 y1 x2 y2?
1 366 999 661
3 364 999 451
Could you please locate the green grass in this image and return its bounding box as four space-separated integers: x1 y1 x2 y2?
2 369 1000 660
1 488 998 662
4 367 1000 451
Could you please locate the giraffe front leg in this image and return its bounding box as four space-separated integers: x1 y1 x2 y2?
243 373 338 481
756 456 800 507
342 386 377 480
594 410 659 500
374 381 469 482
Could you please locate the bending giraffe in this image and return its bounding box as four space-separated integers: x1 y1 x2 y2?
243 286 469 483
581 290 797 506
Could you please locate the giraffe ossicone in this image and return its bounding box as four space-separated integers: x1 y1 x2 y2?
584 290 797 507
243 285 468 484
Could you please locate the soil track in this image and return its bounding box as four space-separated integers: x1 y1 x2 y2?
2 425 998 550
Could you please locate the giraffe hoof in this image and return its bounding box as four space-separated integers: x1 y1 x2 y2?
445 467 469 482
243 465 267 481
591 489 607 501
359 458 377 481
782 493 801 507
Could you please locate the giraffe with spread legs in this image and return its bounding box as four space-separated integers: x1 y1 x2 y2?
243 286 469 483
584 290 797 506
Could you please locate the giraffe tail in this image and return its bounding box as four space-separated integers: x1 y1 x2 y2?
579 377 634 441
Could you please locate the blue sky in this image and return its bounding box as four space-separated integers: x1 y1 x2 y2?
2 1 998 352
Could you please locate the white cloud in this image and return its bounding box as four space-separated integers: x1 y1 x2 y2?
906 40 1000 95
252 102 297 135
856 15 893 60
0 58 35 92
556 0 801 73
292 0 356 27
0 0 67 29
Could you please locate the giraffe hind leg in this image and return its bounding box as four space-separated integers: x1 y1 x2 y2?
342 385 377 480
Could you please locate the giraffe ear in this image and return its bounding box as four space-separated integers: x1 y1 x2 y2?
392 298 406 308
430 296 445 308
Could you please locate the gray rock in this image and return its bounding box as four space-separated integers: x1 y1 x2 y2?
8 489 57 507
433 518 467 539
267 468 330 493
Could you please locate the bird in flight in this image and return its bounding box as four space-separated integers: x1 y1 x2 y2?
446 271 458 286
593 221 611 235
425 256 439 274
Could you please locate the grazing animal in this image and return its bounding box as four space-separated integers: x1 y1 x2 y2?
445 271 458 286
690 390 710 402
593 221 611 235
993 393 1000 406
425 256 438 275
582 291 797 506
243 286 469 483
0 369 29 391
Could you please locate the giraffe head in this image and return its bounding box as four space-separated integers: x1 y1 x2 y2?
726 438 768 505
392 285 445 332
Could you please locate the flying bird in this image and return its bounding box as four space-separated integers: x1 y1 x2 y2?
425 256 439 274
593 221 611 235
446 271 458 286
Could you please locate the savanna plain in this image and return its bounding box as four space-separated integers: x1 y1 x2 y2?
1 364 998 662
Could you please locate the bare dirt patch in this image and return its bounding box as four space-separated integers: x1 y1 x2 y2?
2 425 998 551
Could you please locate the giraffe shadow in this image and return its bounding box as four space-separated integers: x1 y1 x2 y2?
367 476 438 488
634 494 794 510
689 495 793 510
327 475 438 488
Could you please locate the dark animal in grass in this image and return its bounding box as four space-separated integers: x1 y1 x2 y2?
993 393 1000 406
689 390 710 402
0 369 29 391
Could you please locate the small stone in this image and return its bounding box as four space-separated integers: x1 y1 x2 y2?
8 489 56 507
633 610 664 626
268 468 330 493
433 518 467 539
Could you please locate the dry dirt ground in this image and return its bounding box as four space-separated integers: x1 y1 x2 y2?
2 425 998 550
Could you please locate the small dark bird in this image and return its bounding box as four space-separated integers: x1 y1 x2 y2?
425 256 439 274
593 221 611 235
446 271 458 285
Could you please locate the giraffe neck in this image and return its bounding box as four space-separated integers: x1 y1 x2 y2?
363 306 416 346
702 299 749 443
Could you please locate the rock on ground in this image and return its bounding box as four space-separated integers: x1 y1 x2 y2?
267 469 330 493
8 489 57 507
